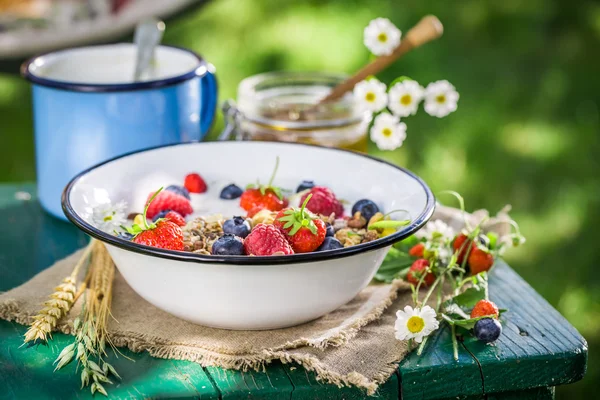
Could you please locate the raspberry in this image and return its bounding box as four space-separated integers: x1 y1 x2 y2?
184 173 207 193
409 243 425 257
145 190 193 219
406 259 435 286
163 211 186 227
300 186 344 217
471 299 499 319
244 224 294 256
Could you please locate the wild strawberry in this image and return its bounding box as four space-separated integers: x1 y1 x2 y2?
184 173 207 193
145 190 193 219
124 188 185 251
409 243 425 257
406 259 435 286
244 224 294 256
300 186 344 217
163 211 186 227
240 157 288 214
471 299 499 319
274 194 327 253
468 247 494 274
453 233 475 264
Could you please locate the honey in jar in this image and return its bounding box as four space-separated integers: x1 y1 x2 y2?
226 72 370 152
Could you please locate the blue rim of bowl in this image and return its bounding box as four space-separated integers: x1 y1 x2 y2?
21 44 214 93
62 141 436 265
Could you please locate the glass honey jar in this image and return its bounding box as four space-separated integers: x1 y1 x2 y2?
221 72 370 152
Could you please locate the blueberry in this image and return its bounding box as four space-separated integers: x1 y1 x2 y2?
220 184 243 200
117 232 134 241
317 237 344 252
223 216 251 238
211 234 245 255
474 318 502 343
325 223 335 237
165 185 190 200
351 199 380 222
152 209 172 222
296 180 315 193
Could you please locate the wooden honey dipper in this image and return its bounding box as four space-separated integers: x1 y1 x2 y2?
319 15 444 104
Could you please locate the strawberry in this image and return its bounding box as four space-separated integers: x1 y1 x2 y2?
145 190 193 219
184 173 207 193
240 157 288 214
163 211 186 227
123 188 185 251
406 259 435 286
244 223 294 256
409 243 425 257
274 194 327 253
471 299 499 319
468 247 494 274
299 186 344 217
240 188 288 214
453 233 475 264
133 221 184 251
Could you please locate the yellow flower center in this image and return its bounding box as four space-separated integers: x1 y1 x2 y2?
406 316 425 333
382 128 392 137
400 94 412 105
436 94 446 104
365 92 376 102
377 32 388 43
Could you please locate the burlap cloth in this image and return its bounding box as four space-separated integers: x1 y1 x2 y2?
0 205 510 395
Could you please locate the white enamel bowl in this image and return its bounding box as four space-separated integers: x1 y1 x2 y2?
63 142 434 330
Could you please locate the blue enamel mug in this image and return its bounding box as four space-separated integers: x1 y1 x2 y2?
22 44 217 220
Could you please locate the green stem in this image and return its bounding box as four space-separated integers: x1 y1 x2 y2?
268 156 280 187
436 275 444 310
383 209 411 219
451 324 459 361
143 187 164 229
416 336 429 356
439 190 470 231
421 272 443 305
299 194 312 220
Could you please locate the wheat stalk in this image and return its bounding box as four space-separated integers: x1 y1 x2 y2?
23 240 95 343
54 241 121 396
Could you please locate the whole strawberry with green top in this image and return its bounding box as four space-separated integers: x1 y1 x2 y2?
122 188 184 251
274 194 326 253
240 156 289 216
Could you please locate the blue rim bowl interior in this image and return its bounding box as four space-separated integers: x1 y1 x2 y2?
62 142 435 265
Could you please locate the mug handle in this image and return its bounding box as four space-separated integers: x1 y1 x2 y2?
196 61 218 137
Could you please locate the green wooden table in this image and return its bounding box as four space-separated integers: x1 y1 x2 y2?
0 183 587 399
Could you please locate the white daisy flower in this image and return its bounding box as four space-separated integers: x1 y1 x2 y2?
416 219 456 242
395 305 439 343
388 80 424 117
424 80 459 118
370 112 407 151
363 17 402 56
353 79 388 112
89 200 128 234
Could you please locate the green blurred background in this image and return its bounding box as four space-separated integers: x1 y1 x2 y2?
1 0 598 398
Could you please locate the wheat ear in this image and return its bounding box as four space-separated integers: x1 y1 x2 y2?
23 240 95 343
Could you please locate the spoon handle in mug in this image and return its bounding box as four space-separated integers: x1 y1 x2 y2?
133 19 166 82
